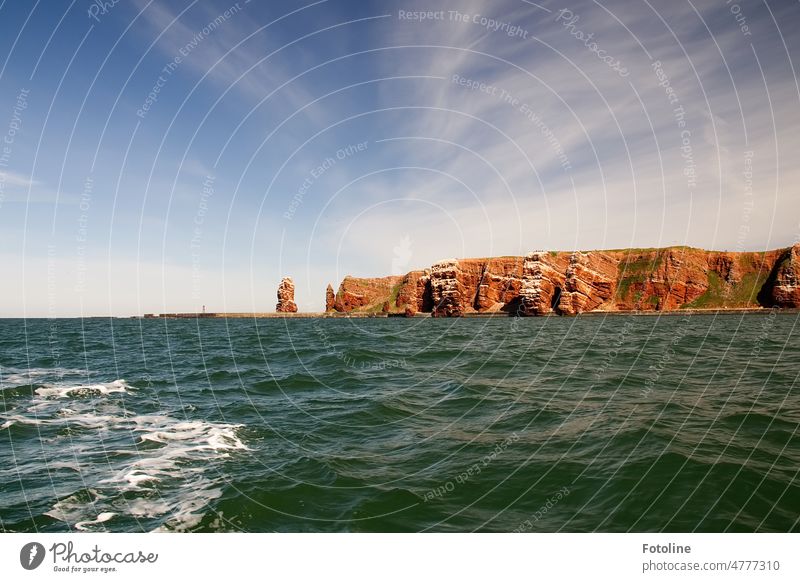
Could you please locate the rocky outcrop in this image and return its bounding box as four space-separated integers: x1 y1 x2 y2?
610 248 711 310
647 248 709 310
325 284 335 312
276 277 298 313
430 260 466 316
519 252 569 315
427 257 527 315
327 245 800 316
707 253 742 286
472 257 525 311
395 270 432 315
559 251 618 314
769 243 800 307
333 275 402 312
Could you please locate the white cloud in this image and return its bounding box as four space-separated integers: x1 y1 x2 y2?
0 170 38 187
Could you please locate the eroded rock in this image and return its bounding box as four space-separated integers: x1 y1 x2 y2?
519 251 568 315
559 251 619 314
276 277 298 313
325 284 335 312
770 243 800 307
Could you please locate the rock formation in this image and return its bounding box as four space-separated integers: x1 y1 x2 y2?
428 257 531 316
326 245 800 316
472 257 525 311
769 243 800 307
519 251 569 315
325 284 335 312
429 260 466 316
394 270 432 315
333 275 403 312
707 253 742 286
558 251 618 315
275 277 298 313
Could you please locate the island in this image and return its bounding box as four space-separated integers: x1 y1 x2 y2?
326 243 800 316
144 243 800 318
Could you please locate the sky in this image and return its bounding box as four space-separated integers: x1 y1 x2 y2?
0 0 799 316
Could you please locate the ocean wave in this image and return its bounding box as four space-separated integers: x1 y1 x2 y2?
75 512 117 532
0 412 120 431
0 367 91 387
44 489 106 525
134 418 249 453
3 379 249 533
37 415 249 532
45 494 119 533
0 414 45 430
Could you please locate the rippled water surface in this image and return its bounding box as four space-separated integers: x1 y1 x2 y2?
1 314 798 532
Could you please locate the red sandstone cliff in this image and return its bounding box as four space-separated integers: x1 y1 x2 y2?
395 269 432 315
559 251 618 315
519 251 570 315
332 275 403 312
328 244 800 316
769 244 800 307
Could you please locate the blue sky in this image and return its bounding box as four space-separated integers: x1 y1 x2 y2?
1 0 799 316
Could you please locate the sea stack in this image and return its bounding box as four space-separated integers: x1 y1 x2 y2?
276 277 298 313
325 284 335 311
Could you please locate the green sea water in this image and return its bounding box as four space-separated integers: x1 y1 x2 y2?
0 314 798 532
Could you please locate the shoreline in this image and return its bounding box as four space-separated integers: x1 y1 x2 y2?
3 308 798 320
140 307 797 319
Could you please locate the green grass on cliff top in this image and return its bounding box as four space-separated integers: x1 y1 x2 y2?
682 271 770 309
350 281 405 314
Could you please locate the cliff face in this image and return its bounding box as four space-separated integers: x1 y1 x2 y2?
474 257 526 311
276 277 298 313
429 260 467 317
559 251 618 315
610 247 784 311
428 257 536 316
395 270 432 315
519 252 570 315
768 244 800 307
329 244 799 316
333 275 403 312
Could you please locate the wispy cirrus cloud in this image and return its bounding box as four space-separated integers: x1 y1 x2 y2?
337 0 800 265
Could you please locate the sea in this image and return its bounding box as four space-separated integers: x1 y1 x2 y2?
1 314 798 532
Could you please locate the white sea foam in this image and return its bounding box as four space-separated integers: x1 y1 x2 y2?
75 511 116 531
0 412 119 431
9 377 246 532
44 489 107 523
101 417 246 530
137 420 248 452
151 488 224 532
100 417 248 490
35 379 131 399
1 377 131 431
125 498 171 518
